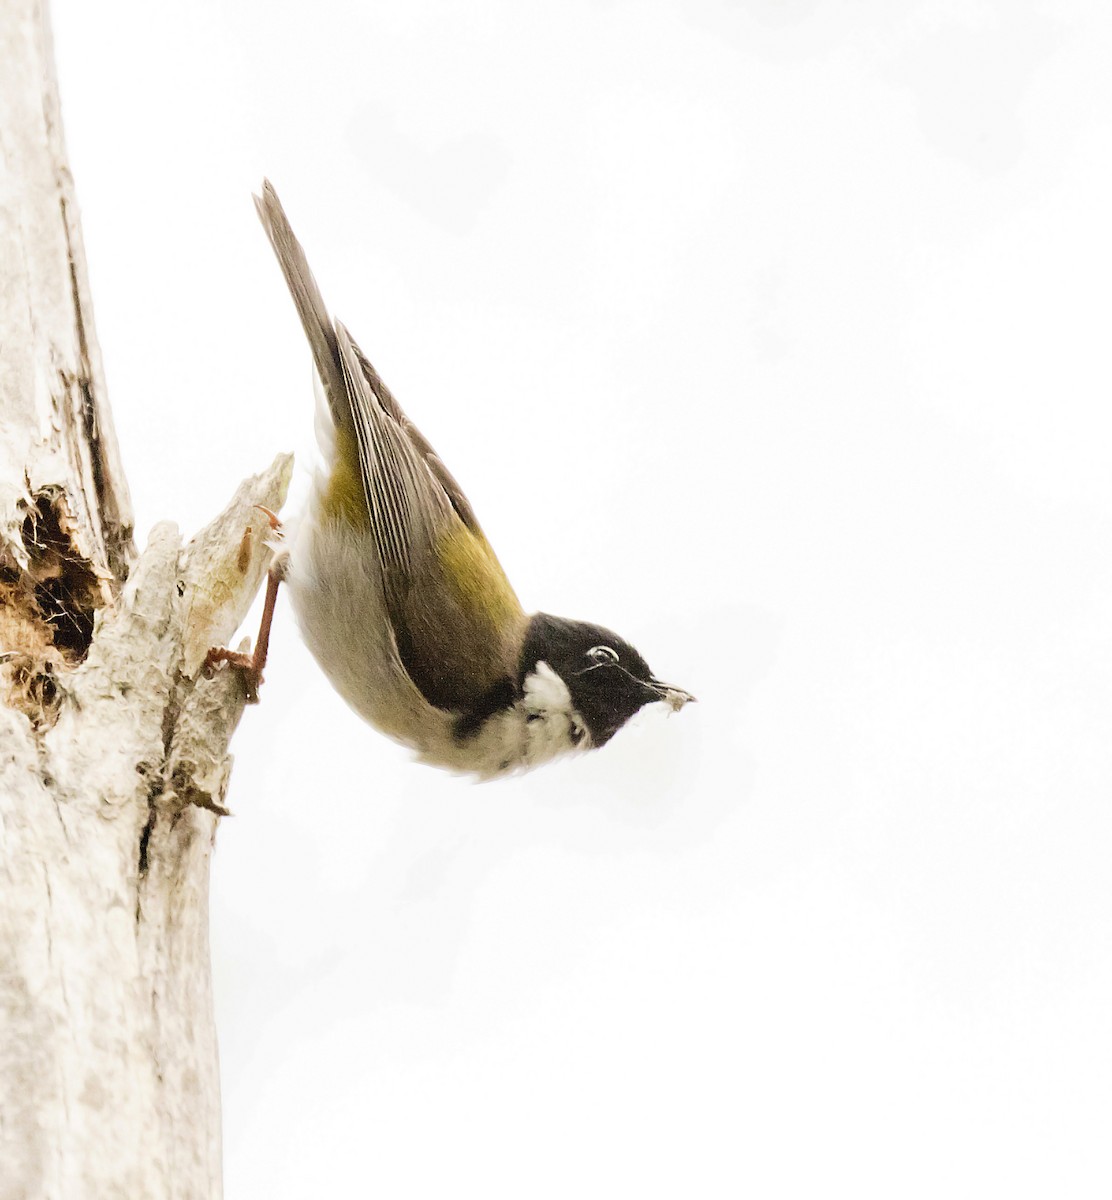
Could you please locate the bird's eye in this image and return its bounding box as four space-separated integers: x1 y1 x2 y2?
587 645 619 664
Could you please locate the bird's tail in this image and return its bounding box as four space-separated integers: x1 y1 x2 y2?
254 179 352 434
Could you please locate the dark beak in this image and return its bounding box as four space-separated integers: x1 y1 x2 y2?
650 679 696 712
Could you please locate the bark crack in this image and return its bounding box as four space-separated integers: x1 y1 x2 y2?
42 867 55 968
58 194 132 583
137 804 155 881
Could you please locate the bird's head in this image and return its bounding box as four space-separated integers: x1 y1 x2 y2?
519 613 694 747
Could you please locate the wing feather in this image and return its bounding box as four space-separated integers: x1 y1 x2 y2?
347 341 483 534
334 321 447 582
257 182 526 712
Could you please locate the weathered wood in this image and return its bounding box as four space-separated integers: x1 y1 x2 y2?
0 2 291 1195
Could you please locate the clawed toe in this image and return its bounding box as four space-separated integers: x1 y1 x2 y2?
254 504 283 532
203 647 263 702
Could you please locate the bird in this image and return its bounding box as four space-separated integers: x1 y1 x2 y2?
234 180 693 778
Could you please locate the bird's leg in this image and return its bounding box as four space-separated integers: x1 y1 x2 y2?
203 506 286 703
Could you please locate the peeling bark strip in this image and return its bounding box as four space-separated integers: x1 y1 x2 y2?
0 2 292 1196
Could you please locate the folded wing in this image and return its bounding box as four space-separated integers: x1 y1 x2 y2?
256 181 525 713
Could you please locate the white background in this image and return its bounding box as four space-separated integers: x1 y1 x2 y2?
49 1 1111 1196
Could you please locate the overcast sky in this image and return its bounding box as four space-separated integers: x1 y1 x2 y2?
49 1 1111 1196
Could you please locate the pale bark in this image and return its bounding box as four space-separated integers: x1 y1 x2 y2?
0 2 291 1196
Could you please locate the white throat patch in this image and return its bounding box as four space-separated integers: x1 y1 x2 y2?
522 661 590 759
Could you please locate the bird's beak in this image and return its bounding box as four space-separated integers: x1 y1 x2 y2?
650 680 696 712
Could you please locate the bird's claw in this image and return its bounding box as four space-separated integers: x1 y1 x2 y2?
203 646 263 703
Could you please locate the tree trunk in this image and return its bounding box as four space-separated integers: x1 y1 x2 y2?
0 2 290 1196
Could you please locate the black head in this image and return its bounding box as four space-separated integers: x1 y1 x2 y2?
519 613 694 747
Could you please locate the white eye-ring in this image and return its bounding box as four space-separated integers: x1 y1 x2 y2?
587 645 619 664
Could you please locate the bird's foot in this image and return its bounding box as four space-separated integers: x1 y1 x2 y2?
203 646 265 703
202 507 287 703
